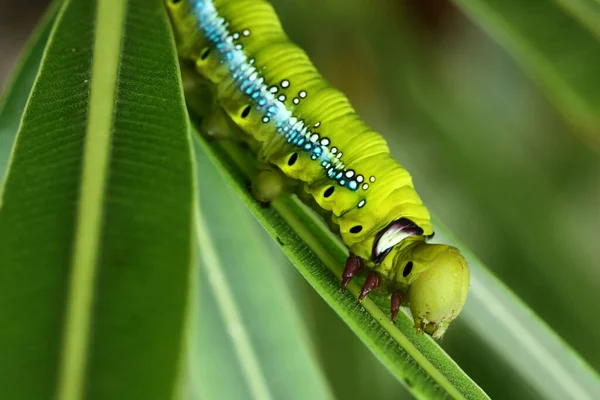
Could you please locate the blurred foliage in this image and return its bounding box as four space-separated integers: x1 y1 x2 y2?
1 0 599 399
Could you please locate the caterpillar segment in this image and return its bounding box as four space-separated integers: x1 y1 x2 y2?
166 0 470 338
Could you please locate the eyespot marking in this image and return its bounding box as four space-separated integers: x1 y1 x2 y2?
403 261 413 277
241 105 251 118
200 48 211 60
288 152 298 166
350 225 363 234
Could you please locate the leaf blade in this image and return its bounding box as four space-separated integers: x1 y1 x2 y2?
192 141 336 400
0 0 195 398
192 134 487 400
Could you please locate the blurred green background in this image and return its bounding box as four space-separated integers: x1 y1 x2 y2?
2 0 598 398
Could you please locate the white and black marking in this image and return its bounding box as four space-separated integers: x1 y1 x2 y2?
371 218 424 263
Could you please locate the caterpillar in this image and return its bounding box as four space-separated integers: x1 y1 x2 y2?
166 0 470 338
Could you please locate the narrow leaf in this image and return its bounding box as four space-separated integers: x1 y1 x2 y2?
0 1 194 399
193 134 487 400
191 142 335 399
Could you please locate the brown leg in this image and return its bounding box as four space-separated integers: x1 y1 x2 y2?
390 293 402 322
341 255 363 290
358 273 381 301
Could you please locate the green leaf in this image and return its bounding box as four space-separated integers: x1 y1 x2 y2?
190 141 335 400
450 0 600 148
0 0 60 183
192 134 487 400
0 0 194 399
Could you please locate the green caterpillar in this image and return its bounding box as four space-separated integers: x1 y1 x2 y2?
166 0 470 338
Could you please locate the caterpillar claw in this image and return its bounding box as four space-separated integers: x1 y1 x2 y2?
358 273 380 301
390 293 402 322
341 255 362 290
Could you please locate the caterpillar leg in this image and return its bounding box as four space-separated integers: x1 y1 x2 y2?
390 293 403 322
199 106 240 142
341 255 363 289
358 273 381 301
251 166 284 204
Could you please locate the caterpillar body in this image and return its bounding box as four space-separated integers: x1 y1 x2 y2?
166 0 470 338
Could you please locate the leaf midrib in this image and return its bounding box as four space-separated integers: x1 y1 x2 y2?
57 0 127 398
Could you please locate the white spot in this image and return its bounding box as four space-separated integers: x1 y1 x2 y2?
314 122 321 128
321 138 329 146
235 44 243 50
242 29 251 36
331 147 338 154
369 176 376 183
345 170 354 178
269 86 278 93
358 200 366 208
293 98 300 105
336 152 343 159
356 175 364 183
310 133 319 142
281 79 290 88
278 94 286 102
299 90 307 98
232 33 240 40
262 117 270 123
362 183 369 190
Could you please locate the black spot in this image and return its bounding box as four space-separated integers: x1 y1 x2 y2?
288 152 298 166
324 186 335 198
403 261 413 277
200 48 211 60
171 0 182 3
241 105 251 118
350 225 363 234
276 237 285 246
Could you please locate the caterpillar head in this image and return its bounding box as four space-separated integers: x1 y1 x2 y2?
402 243 470 339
